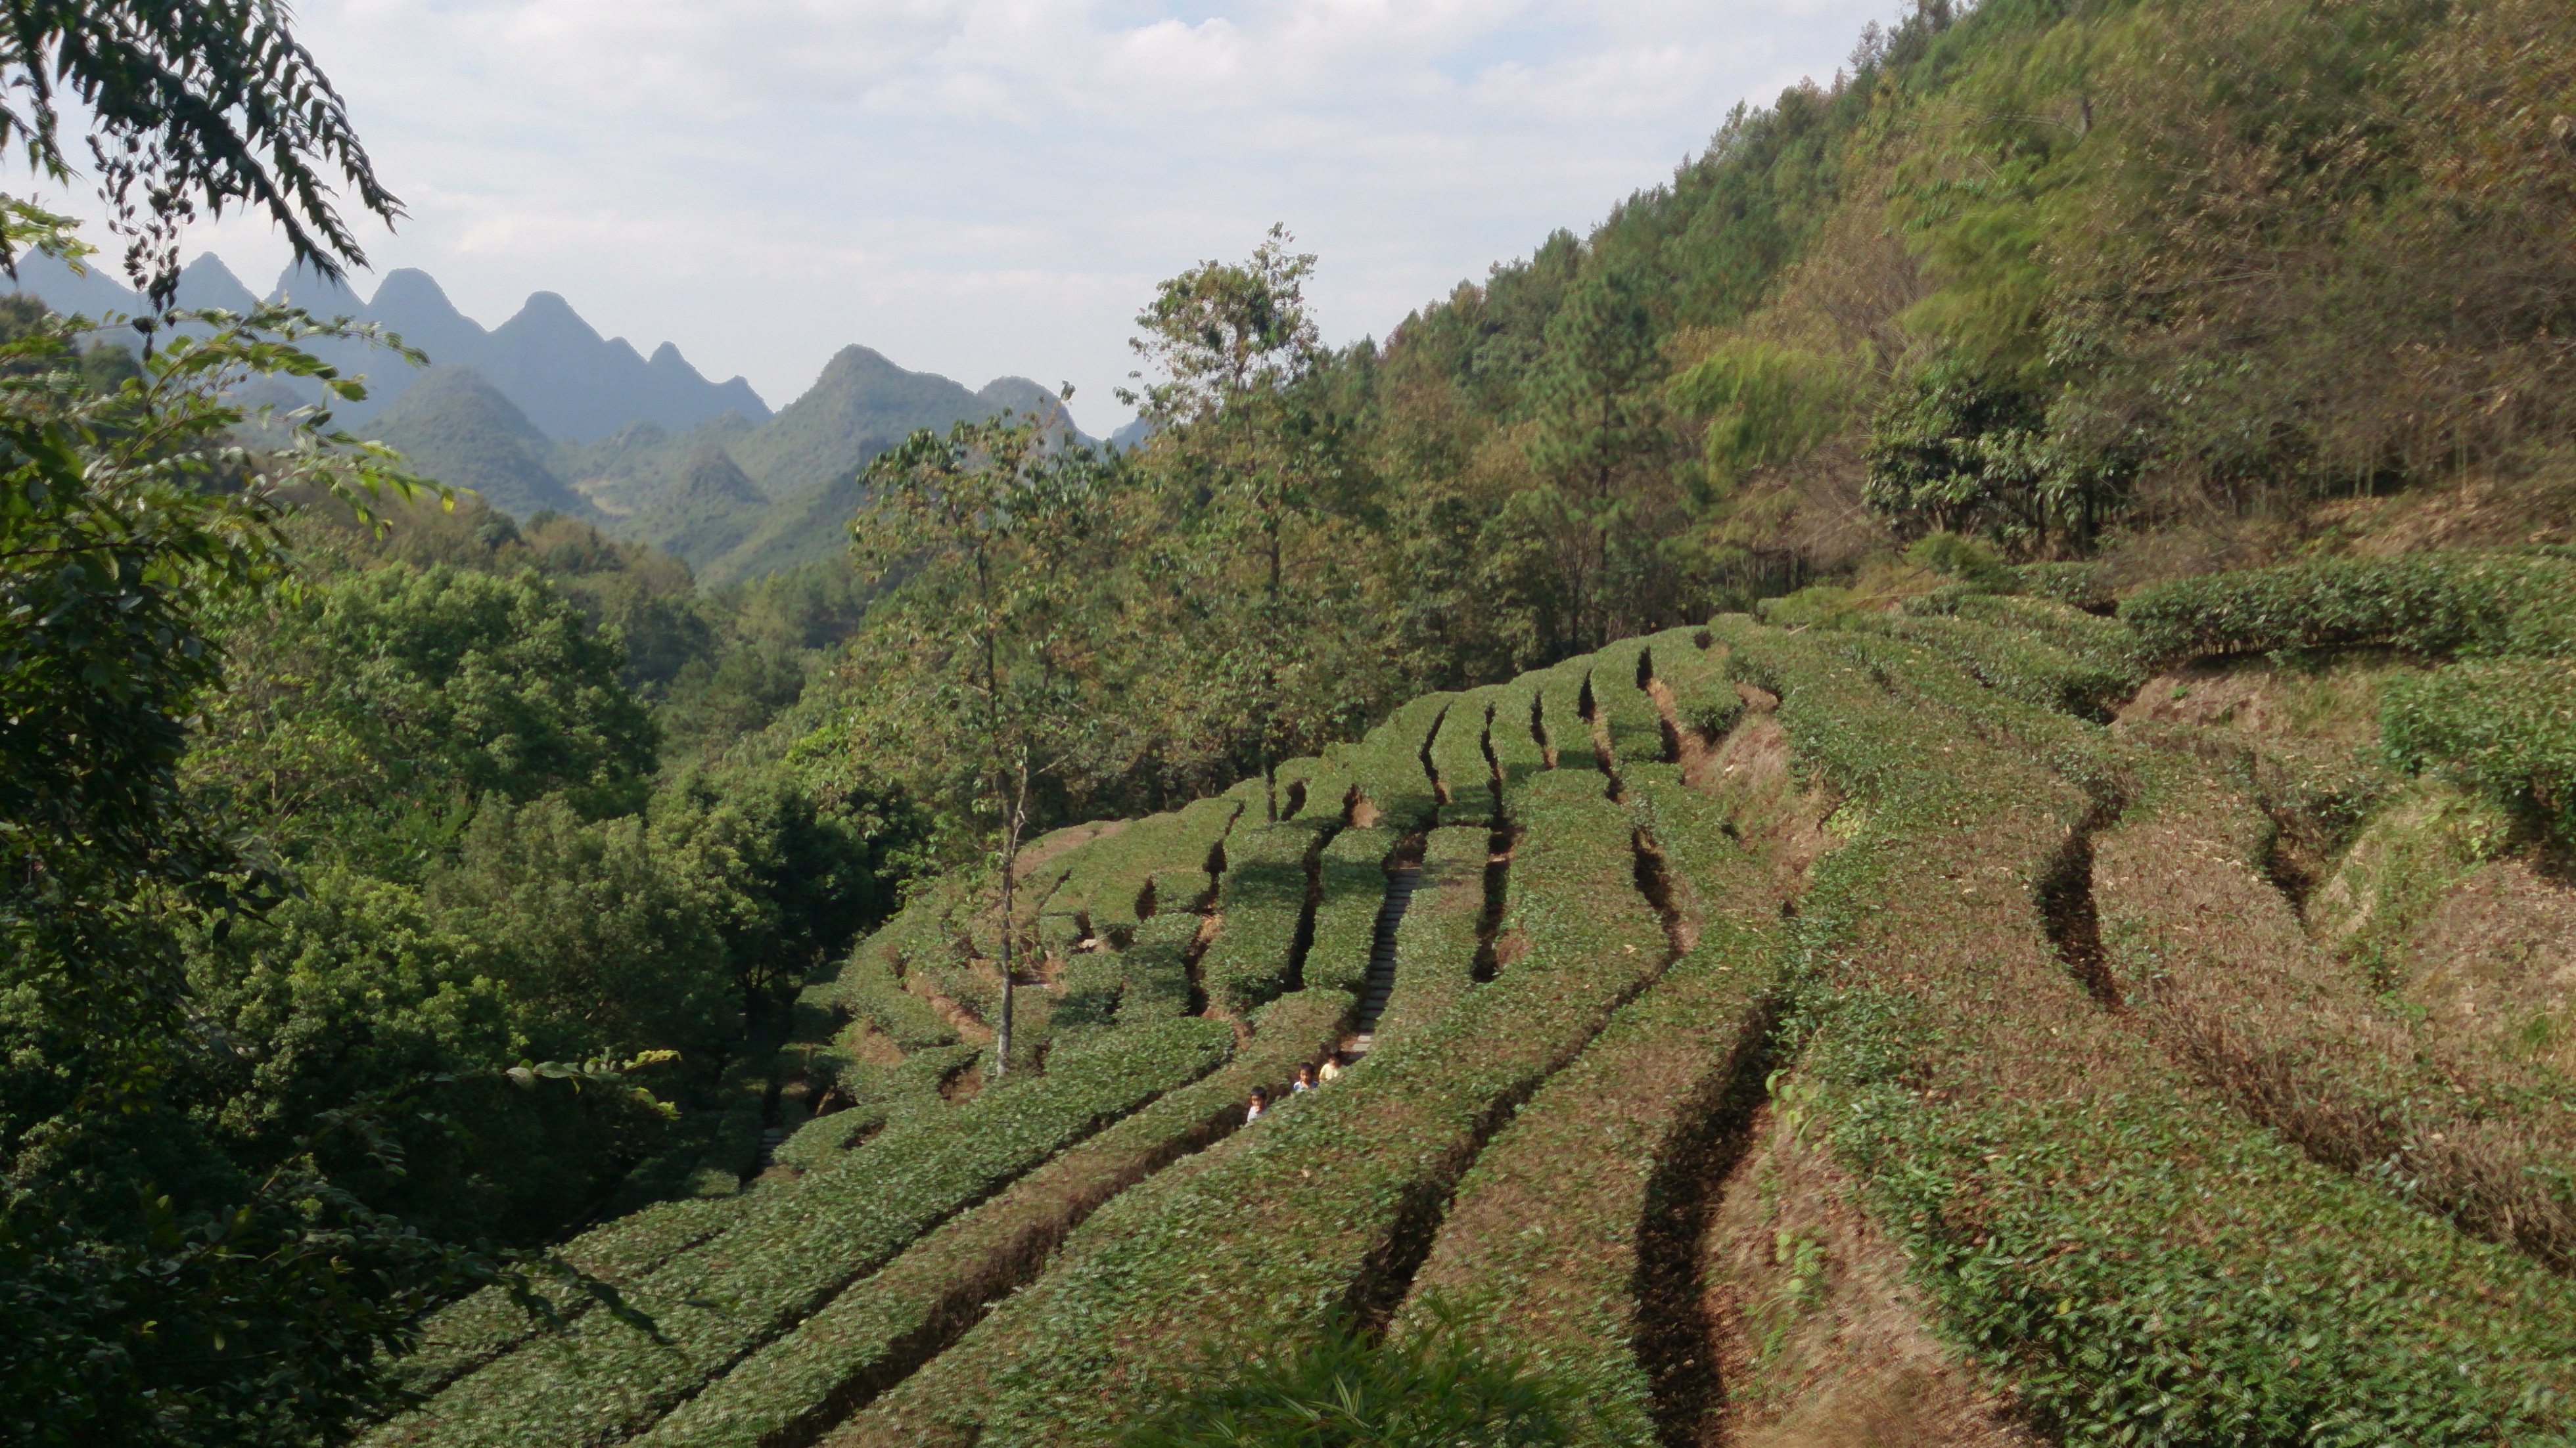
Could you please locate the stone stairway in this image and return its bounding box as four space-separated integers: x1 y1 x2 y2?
1345 867 1419 1058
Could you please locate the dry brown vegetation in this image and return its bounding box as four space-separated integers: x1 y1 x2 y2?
1697 706 1843 910
2402 861 2576 1074
2094 769 2576 1271
1701 1107 2042 1448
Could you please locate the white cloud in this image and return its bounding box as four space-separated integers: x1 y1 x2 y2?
26 0 1893 433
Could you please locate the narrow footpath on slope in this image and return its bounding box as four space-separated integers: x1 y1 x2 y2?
1345 866 1419 1058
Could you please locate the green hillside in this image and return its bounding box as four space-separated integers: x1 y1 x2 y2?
356 348 1066 582
359 556 2576 1447
687 470 862 586
352 0 2576 1439
22 0 2576 1442
367 366 601 522
721 347 1049 503
626 446 770 565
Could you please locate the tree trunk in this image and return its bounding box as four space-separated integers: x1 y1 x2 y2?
994 833 1016 1079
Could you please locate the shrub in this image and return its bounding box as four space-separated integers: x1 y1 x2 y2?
1387 759 1772 1444
812 880 978 1052
630 989 1360 1448
770 1046 975 1173
596 1093 762 1216
1196 818 1337 1016
812 951 958 1052
1751 584 1870 631
390 1196 747 1400
1304 827 1397 999
1728 624 2576 1446
2094 767 2576 1273
2118 552 2576 665
1113 1313 1585 1448
2306 777 2514 983
1841 612 2138 721
1275 754 1354 823
1904 531 2019 593
1346 691 1456 830
368 1019 1235 1448
1391 918 1770 1445
1074 798 1247 949
1585 637 1664 769
1943 593 2140 673
876 767 1672 1446
2382 659 2576 842
2013 560 2110 611
1431 687 1502 827
1051 948 1128 1037
1536 659 1598 771
1643 627 1741 742
616 774 1335 1448
1117 911 1203 1023
1371 826 1490 1047
1148 865 1216 915
1487 674 1550 796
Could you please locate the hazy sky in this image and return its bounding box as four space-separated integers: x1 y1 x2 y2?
34 0 1892 433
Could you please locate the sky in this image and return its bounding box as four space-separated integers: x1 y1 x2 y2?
31 0 1894 434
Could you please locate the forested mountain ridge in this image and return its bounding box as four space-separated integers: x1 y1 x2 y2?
2 254 1082 583
1309 0 2576 677
365 366 597 520
560 346 1080 585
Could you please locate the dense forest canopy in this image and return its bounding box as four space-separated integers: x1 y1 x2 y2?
6 0 2576 1440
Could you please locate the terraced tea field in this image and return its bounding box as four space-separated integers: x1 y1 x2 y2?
370 552 2576 1447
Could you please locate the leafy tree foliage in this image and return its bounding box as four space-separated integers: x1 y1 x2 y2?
1125 223 1325 430
192 562 658 853
0 288 489 1444
0 9 922 1441
849 407 1109 1071
0 271 909 1448
1513 263 1680 653
183 862 674 1244
1115 228 1401 804
0 0 400 306
1860 355 2126 551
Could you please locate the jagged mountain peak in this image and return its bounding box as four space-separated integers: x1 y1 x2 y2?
369 267 468 317
267 260 367 317
175 254 260 313
495 290 605 344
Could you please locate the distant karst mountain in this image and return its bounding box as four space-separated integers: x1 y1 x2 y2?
366 367 595 522
7 252 771 441
5 253 1080 584
561 345 1080 585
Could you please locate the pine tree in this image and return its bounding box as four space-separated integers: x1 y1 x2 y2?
1521 265 1672 653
